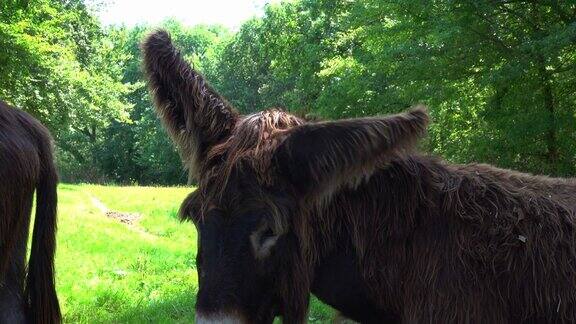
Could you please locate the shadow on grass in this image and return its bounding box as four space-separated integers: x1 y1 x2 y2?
101 290 198 324
85 290 334 323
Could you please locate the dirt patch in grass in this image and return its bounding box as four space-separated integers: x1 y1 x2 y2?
91 195 141 225
105 211 140 225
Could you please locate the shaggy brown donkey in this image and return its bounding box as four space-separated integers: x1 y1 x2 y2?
0 101 60 323
143 30 576 324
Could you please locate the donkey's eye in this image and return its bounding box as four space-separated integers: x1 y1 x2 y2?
259 228 275 246
250 225 279 260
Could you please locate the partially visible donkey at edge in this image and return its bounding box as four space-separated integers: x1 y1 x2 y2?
142 30 576 324
0 101 61 323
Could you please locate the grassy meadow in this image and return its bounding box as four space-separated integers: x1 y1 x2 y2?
55 184 334 323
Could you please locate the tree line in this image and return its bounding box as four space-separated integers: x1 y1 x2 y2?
1 0 574 185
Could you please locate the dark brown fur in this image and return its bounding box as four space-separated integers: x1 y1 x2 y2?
143 30 576 323
0 101 61 323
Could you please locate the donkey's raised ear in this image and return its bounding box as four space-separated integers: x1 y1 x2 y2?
273 106 429 201
142 30 239 181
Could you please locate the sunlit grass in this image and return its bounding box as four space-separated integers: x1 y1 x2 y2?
56 184 334 323
56 184 196 323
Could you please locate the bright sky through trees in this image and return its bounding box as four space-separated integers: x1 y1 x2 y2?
90 0 275 29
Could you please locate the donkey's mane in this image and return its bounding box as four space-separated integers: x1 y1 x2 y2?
197 109 304 209
209 109 304 175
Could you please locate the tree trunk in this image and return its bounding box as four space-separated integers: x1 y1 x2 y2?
537 55 558 169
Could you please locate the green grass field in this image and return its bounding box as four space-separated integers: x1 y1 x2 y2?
56 184 334 323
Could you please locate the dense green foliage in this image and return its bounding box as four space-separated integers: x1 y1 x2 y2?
1 0 575 183
0 0 131 181
214 0 576 175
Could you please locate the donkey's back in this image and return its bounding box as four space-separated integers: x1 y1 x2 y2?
456 162 576 210
379 156 576 323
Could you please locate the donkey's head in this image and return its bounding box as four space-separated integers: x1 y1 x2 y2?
142 30 429 324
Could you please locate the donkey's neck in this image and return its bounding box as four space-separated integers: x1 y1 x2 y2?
318 155 440 246
309 155 449 317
